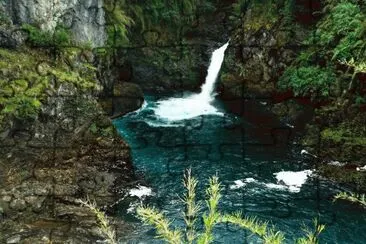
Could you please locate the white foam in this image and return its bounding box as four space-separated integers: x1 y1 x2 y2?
230 180 246 189
127 202 139 213
153 95 224 121
300 149 317 158
328 160 345 167
264 183 287 190
357 165 366 171
129 185 153 199
274 170 313 193
244 177 256 183
285 123 295 128
229 178 257 190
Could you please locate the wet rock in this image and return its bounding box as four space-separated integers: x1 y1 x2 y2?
0 29 19 48
55 204 93 218
9 199 26 211
24 196 46 212
6 235 21 244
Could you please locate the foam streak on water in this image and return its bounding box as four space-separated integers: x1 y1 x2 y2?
153 42 229 122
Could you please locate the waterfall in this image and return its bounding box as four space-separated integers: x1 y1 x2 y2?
198 42 229 101
153 42 229 122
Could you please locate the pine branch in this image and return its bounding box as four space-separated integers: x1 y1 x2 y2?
77 198 117 244
334 191 366 207
221 212 284 244
198 175 221 244
181 169 200 244
136 206 183 244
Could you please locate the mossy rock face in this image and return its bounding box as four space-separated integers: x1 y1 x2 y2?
0 47 99 130
302 103 366 185
119 45 208 93
319 125 366 162
0 73 135 243
0 42 136 242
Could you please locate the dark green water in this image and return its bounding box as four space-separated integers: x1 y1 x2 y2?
114 95 366 243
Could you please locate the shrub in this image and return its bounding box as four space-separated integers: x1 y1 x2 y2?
280 1 366 101
278 66 336 98
137 170 325 244
313 2 366 61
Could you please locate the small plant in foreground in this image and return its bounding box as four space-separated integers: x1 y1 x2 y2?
334 192 366 207
77 198 117 244
136 169 325 244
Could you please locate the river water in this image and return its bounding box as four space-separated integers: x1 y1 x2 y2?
114 95 366 243
113 43 365 243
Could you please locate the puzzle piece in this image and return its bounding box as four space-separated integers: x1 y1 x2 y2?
2 0 365 243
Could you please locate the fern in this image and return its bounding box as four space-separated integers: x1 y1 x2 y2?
181 169 200 244
296 219 326 244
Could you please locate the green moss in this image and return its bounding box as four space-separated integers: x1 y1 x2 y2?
88 122 115 138
0 47 98 127
104 0 211 46
321 128 366 145
233 0 291 32
22 24 71 47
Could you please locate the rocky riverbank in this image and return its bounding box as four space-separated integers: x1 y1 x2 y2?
0 0 143 242
0 95 136 242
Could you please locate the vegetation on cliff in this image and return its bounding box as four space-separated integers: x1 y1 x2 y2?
279 1 366 102
104 0 216 46
277 0 366 188
0 46 98 129
0 11 133 243
21 24 72 48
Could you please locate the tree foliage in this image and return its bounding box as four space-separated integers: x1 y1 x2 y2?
279 0 366 99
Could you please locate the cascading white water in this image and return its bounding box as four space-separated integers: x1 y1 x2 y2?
198 42 230 101
153 42 229 122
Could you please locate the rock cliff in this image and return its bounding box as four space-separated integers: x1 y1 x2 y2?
2 0 106 47
0 0 141 242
